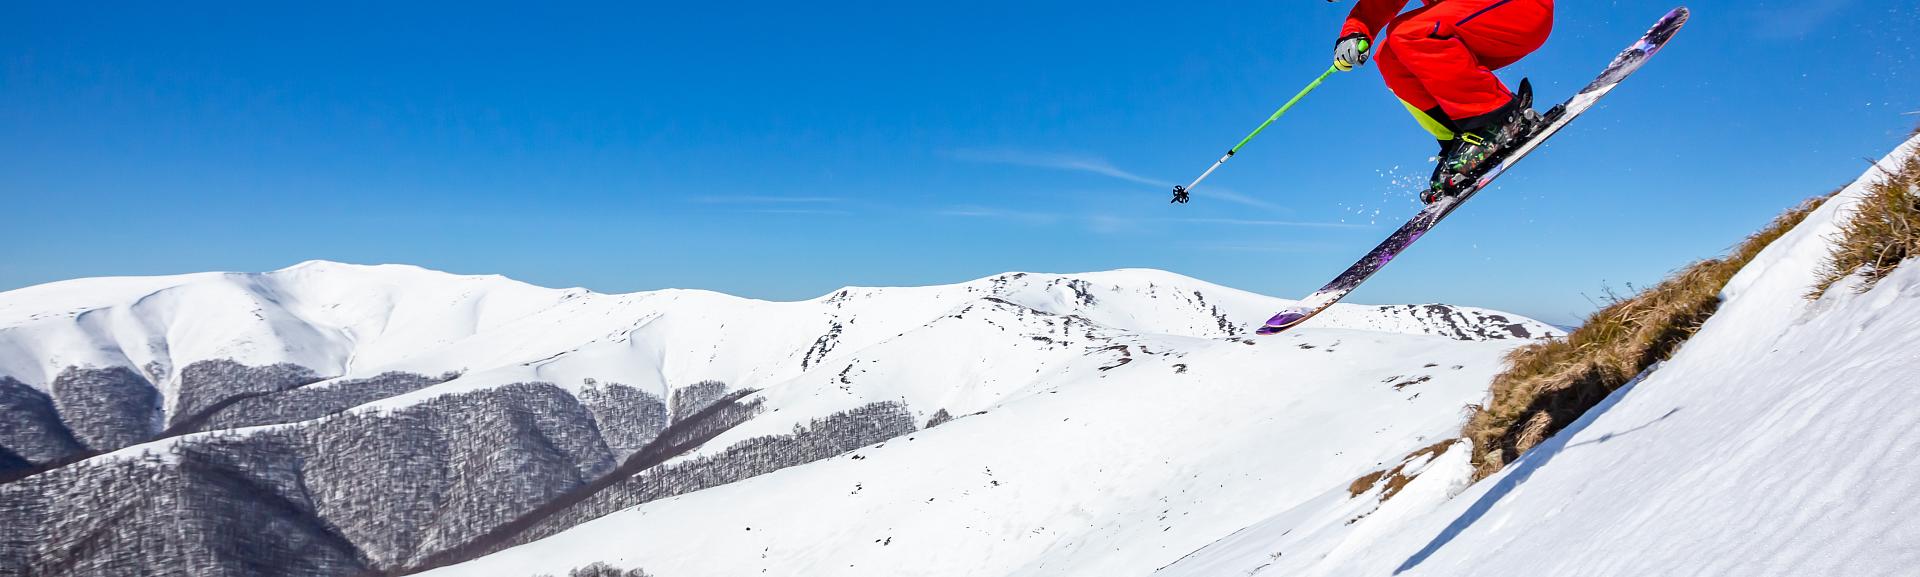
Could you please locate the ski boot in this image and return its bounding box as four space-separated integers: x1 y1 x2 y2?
1424 79 1542 204
1423 139 1463 204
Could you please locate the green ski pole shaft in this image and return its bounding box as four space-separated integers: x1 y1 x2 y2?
1171 64 1342 203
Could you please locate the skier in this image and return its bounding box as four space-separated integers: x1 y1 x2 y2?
1332 0 1555 202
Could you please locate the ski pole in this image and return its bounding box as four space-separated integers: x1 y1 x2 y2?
1171 63 1342 203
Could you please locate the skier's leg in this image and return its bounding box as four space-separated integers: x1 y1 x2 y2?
1385 0 1553 128
1388 0 1553 200
1374 8 1461 146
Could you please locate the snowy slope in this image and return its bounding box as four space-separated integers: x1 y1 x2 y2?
1158 134 1920 577
419 325 1528 577
387 275 1559 576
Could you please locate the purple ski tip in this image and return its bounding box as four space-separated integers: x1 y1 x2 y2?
1256 311 1310 335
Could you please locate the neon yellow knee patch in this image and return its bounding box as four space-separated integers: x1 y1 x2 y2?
1401 100 1456 141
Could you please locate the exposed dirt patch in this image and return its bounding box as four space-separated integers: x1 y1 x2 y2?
1348 439 1457 502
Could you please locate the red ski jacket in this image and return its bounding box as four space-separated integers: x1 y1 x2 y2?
1341 0 1434 41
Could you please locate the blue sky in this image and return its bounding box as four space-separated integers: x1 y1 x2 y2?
4 1 1917 325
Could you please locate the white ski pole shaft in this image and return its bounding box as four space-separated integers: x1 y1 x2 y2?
1172 64 1340 203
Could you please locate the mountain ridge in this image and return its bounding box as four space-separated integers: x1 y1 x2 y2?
0 261 1555 390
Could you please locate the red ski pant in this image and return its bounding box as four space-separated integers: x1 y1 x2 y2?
1374 0 1553 137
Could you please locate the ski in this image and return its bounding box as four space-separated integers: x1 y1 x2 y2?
1256 7 1690 336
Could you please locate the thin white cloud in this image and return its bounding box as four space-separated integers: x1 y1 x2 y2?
940 207 1367 233
945 149 1164 187
943 148 1290 212
690 195 845 204
1085 215 1138 235
743 208 852 216
1196 189 1290 213
1075 215 1371 235
1185 241 1341 253
937 206 1062 224
1172 218 1372 229
1748 0 1854 40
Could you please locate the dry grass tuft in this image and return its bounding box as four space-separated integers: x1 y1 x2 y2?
1462 195 1829 480
1812 152 1920 297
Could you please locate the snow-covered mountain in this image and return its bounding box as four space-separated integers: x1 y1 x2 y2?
0 262 1554 576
